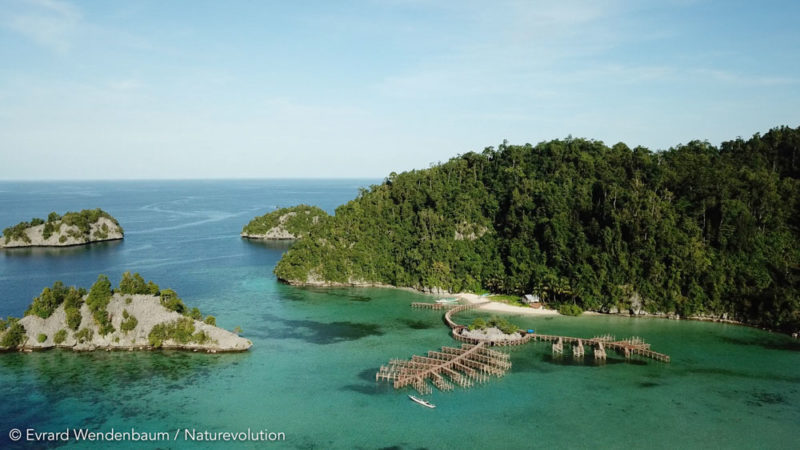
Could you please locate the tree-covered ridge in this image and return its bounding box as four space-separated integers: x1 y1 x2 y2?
241 205 328 239
275 126 800 332
1 208 123 245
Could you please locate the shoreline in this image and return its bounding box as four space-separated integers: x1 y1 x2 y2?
0 236 124 249
0 293 253 354
240 234 296 241
0 343 249 354
279 278 561 317
278 278 792 335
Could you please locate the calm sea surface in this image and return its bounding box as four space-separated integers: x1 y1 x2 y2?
0 180 797 449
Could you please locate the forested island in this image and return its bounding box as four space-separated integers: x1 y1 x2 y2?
275 126 800 334
241 205 328 240
0 208 124 248
0 272 251 352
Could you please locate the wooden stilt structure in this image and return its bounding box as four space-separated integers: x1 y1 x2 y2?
594 341 607 360
552 337 564 355
524 332 669 362
376 342 511 394
573 339 584 359
437 303 671 362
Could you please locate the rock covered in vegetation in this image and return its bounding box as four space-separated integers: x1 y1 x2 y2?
241 205 327 240
0 273 251 353
0 209 123 248
459 327 525 343
274 126 800 333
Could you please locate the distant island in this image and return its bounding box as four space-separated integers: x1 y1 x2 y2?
0 272 251 353
241 205 328 240
0 208 124 248
273 126 800 335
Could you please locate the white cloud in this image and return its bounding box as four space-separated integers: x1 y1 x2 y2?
2 0 81 53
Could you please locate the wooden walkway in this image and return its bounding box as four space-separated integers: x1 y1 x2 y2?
376 342 511 394
439 302 671 362
382 298 671 394
411 302 459 310
528 333 670 362
443 302 488 328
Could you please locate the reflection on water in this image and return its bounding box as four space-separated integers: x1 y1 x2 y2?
0 349 248 395
0 349 249 442
0 239 123 258
241 238 294 252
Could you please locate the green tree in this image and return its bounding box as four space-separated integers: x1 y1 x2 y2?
1 319 26 347
86 274 114 335
272 126 800 333
160 289 186 314
118 272 150 295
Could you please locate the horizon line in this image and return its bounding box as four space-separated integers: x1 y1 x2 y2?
0 177 385 183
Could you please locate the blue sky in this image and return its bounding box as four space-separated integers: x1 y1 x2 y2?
1 0 798 179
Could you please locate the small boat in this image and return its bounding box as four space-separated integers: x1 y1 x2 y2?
435 298 458 304
408 395 436 408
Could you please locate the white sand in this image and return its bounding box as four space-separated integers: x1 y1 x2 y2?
455 293 560 316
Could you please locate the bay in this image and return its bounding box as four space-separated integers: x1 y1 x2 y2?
0 180 797 449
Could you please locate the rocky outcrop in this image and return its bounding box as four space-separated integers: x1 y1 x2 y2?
459 327 524 343
280 272 396 289
1 211 124 248
241 212 299 240
453 222 488 241
278 271 452 294
0 294 251 353
241 205 327 240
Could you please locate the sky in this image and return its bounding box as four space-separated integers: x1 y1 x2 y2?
0 0 798 180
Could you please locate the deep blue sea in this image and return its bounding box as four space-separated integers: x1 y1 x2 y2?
0 180 798 449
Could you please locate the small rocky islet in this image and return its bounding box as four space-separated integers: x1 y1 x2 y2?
241 204 328 240
0 272 251 353
0 208 123 248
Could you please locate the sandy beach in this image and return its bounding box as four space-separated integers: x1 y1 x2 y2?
454 292 560 317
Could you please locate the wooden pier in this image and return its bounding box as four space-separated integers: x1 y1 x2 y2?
411 302 459 310
394 297 670 396
443 302 488 329
376 342 511 394
439 302 671 362
527 333 669 362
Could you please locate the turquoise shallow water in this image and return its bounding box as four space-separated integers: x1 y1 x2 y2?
0 180 798 449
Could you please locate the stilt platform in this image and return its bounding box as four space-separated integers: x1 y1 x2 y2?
376 342 511 394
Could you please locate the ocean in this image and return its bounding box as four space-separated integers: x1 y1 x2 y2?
0 180 797 449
